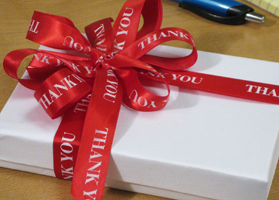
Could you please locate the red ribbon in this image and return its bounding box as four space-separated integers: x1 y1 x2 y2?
3 0 279 199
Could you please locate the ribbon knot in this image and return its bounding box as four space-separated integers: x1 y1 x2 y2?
101 52 118 61
94 51 118 68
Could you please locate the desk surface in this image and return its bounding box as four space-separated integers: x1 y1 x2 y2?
1 0 279 199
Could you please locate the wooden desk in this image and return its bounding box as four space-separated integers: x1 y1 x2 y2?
1 0 279 199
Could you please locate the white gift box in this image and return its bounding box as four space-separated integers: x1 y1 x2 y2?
1 45 279 200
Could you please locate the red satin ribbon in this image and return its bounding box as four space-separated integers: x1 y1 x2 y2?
3 0 279 199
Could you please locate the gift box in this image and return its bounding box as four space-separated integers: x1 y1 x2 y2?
1 44 279 200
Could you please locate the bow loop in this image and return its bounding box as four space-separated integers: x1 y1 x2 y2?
113 0 163 48
120 27 197 70
27 11 92 54
85 18 115 53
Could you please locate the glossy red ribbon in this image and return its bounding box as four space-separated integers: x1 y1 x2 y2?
3 0 279 199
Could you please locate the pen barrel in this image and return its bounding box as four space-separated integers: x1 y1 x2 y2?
178 0 265 25
178 0 244 16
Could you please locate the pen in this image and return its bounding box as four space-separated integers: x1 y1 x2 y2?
173 0 265 25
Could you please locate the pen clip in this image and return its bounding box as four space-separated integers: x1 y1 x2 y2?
179 3 246 25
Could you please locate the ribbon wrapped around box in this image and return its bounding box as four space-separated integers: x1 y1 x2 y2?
3 0 279 199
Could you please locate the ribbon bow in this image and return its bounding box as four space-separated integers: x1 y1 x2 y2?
4 0 197 199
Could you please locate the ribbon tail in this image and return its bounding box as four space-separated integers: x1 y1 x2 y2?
139 69 279 105
171 71 279 105
71 66 123 200
53 94 91 180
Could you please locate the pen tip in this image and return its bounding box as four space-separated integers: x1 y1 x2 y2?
245 12 265 23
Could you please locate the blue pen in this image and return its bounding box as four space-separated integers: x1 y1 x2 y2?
173 0 265 25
